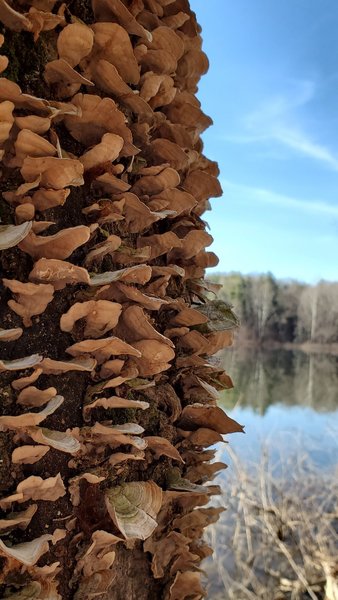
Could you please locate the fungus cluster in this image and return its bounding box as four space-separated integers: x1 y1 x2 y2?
0 1 242 598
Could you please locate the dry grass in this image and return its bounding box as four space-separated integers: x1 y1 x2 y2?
204 436 338 600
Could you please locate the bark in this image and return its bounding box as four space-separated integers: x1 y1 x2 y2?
0 1 242 598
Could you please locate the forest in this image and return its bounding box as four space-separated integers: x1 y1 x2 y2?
212 272 338 345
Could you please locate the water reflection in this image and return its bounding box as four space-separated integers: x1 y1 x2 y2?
216 349 338 467
204 349 338 599
218 348 338 414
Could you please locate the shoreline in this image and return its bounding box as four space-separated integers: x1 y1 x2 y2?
232 339 338 356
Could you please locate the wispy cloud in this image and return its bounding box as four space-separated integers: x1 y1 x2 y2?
225 79 338 171
220 179 338 218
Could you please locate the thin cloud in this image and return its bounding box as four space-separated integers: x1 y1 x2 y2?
225 79 338 171
220 179 338 218
272 127 338 170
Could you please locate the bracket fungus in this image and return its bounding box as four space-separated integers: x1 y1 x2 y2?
105 481 162 540
0 2 242 597
3 279 54 326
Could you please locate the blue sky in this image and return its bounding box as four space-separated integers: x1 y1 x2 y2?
190 0 338 282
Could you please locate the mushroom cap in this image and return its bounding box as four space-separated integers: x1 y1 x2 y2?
31 187 70 211
15 202 35 223
80 133 124 171
177 404 244 435
0 99 14 144
0 354 43 373
0 474 66 509
15 114 51 134
60 299 122 338
0 327 23 341
21 156 84 189
83 395 149 421
27 427 81 453
40 356 97 374
12 444 50 464
3 278 54 326
29 258 91 289
0 221 32 250
92 22 140 84
0 395 63 431
66 336 141 363
145 436 184 463
57 22 94 67
17 385 58 407
92 0 151 41
11 128 56 167
105 481 162 540
18 225 91 260
64 93 133 147
131 339 175 376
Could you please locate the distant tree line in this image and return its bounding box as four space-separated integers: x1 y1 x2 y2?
212 273 338 345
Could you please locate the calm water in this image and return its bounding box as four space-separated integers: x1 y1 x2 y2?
218 348 338 467
204 348 338 599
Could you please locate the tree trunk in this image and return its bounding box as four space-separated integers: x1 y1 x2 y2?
0 1 242 598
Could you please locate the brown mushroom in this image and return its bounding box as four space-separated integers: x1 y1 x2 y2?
29 258 91 289
17 385 57 407
3 279 54 326
145 436 184 463
177 404 244 435
0 0 33 32
15 202 35 223
63 93 133 148
92 0 151 41
117 305 174 347
57 22 94 67
15 114 51 134
18 225 91 260
10 128 56 167
40 356 97 374
182 169 222 204
0 327 23 341
80 133 124 171
148 188 196 216
11 367 43 391
0 504 37 533
66 336 141 363
0 395 63 431
83 395 149 421
90 264 152 287
130 339 175 376
84 234 122 267
60 300 122 338
0 99 14 145
137 231 182 260
0 474 66 509
0 77 48 110
169 570 205 600
131 166 180 196
21 156 84 189
12 444 50 464
148 138 189 171
44 58 94 89
31 187 70 211
92 22 140 84
140 72 176 109
0 532 63 567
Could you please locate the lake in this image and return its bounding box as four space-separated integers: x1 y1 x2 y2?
204 348 338 600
